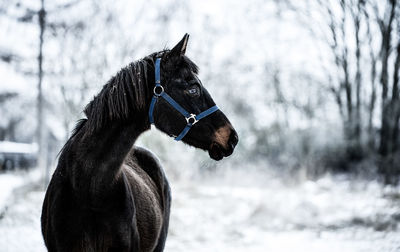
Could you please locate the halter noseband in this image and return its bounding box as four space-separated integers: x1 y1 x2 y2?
148 58 219 141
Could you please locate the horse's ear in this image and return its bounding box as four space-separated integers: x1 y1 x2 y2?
170 33 189 58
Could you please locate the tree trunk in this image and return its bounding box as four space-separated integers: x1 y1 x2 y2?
391 40 400 153
377 0 398 183
379 34 391 157
378 0 396 157
37 0 47 185
367 20 377 151
354 1 362 151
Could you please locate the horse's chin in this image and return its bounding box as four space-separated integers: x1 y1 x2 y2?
208 142 232 161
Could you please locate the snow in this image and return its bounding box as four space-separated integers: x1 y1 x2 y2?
0 189 46 252
166 175 400 252
0 171 399 252
0 169 44 252
0 63 33 96
0 174 24 213
0 169 41 213
0 141 38 154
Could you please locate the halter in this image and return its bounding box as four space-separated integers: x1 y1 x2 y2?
148 58 219 141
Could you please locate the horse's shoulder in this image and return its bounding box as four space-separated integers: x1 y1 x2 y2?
128 145 170 200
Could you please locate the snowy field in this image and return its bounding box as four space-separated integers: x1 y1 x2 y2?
0 170 399 252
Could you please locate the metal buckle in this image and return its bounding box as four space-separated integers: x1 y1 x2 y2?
153 85 164 96
186 114 198 125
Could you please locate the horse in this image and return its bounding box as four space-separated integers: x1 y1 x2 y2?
41 34 238 252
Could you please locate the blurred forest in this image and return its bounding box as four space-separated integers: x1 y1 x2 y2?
0 0 399 184
1 1 400 251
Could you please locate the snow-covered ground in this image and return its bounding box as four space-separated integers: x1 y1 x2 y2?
167 174 400 252
0 174 25 213
0 169 41 213
0 170 399 252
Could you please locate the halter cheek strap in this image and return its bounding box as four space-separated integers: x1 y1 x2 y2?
148 58 219 141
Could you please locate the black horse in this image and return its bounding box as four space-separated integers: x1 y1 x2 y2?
41 34 238 252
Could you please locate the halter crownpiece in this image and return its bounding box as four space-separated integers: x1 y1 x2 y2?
148 58 219 141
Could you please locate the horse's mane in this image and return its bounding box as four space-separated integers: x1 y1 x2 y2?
58 56 157 159
84 57 154 134
82 52 198 135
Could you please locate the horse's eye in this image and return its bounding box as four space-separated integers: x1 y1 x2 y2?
188 88 197 94
187 86 200 96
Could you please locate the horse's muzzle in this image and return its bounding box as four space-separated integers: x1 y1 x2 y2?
209 126 238 160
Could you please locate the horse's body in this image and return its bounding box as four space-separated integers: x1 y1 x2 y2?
42 34 238 252
42 144 170 252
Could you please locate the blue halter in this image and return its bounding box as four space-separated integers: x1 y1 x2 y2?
148 58 219 141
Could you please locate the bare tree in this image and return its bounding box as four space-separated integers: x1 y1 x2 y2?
37 0 46 182
350 0 364 149
375 0 397 157
292 0 400 181
314 0 365 159
364 5 378 150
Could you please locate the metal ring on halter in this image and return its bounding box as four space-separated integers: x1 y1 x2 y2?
153 85 164 96
186 114 198 125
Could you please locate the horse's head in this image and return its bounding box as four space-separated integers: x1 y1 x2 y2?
150 34 238 160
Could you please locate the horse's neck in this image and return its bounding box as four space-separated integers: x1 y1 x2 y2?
63 58 155 198
67 116 147 198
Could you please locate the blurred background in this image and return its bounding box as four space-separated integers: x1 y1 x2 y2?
0 0 400 251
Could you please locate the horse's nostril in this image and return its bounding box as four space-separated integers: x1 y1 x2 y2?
228 130 239 148
230 130 239 145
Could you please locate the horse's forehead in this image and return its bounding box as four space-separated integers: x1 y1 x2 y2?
172 67 197 81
